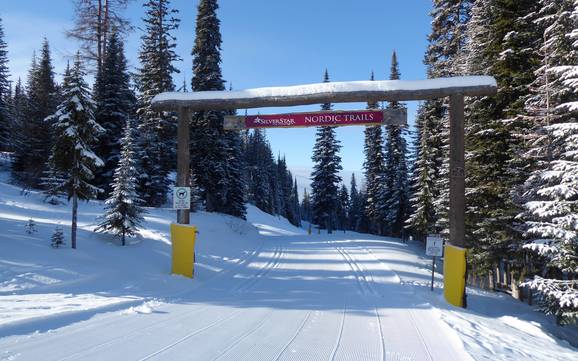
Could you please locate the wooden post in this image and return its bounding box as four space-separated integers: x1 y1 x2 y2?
177 107 191 224
449 95 466 248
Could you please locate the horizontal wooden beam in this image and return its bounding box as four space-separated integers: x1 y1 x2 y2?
151 76 497 112
223 108 407 130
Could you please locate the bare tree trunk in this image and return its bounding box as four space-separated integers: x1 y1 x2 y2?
103 0 109 65
72 190 78 249
71 151 79 249
97 0 103 68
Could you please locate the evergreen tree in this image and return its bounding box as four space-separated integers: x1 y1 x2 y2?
9 78 27 158
223 126 247 219
244 129 275 214
383 52 410 237
291 178 301 226
51 225 66 248
519 0 578 324
310 70 342 232
0 17 10 151
46 54 104 249
405 103 437 240
136 0 180 207
363 71 387 235
336 184 350 231
96 120 145 245
190 0 246 218
464 0 540 272
13 40 58 188
300 187 312 223
347 173 362 231
93 30 136 198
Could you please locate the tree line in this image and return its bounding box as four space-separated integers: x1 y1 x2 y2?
405 0 577 325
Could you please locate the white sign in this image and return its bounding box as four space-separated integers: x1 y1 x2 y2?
426 235 444 257
173 187 191 210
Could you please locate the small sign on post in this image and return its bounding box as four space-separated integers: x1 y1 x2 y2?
173 187 191 210
426 234 444 291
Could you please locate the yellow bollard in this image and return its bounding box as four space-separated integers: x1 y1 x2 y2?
443 244 467 307
170 223 197 278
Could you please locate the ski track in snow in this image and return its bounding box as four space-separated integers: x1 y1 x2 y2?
0 177 577 360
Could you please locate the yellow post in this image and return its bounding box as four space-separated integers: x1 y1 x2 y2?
170 223 197 278
443 244 467 307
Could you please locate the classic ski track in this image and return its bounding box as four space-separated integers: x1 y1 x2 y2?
333 244 386 360
137 308 245 361
329 305 347 361
407 309 434 361
128 243 284 361
57 303 212 361
209 309 275 361
54 239 273 360
234 244 284 293
356 244 435 361
271 310 314 361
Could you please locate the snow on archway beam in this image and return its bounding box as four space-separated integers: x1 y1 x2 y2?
151 76 497 112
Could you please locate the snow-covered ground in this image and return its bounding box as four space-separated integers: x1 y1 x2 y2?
0 172 576 360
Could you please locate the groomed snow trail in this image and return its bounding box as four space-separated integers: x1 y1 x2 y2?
0 235 473 361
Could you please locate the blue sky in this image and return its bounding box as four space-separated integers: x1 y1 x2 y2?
2 0 432 175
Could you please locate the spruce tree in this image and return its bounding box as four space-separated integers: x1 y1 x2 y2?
464 0 540 272
347 173 362 231
405 103 437 240
10 78 27 155
363 71 387 235
300 188 312 223
0 17 10 151
97 120 145 246
519 0 578 324
93 30 136 198
336 184 350 231
13 40 58 188
310 70 342 232
223 126 247 219
136 0 180 207
291 178 301 226
245 129 275 214
383 52 410 237
190 0 246 218
47 54 104 249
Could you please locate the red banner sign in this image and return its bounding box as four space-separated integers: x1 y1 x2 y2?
245 110 385 128
223 109 407 130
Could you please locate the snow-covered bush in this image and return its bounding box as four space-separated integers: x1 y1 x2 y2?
51 226 66 248
25 218 37 235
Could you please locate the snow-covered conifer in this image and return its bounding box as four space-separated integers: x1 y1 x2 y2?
383 52 410 237
519 0 578 324
46 53 104 249
51 225 65 248
96 120 145 245
13 40 58 188
93 29 136 198
363 71 387 235
310 70 342 233
136 0 180 207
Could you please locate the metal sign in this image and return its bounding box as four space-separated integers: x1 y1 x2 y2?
426 234 444 257
224 108 407 130
173 187 191 210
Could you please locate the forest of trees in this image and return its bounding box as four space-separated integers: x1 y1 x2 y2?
0 0 575 323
